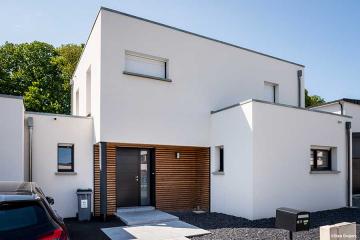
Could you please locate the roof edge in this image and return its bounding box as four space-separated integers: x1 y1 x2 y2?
100 6 305 68
0 94 23 100
211 99 352 118
25 111 92 119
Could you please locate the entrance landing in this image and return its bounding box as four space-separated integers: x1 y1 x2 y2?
115 207 179 226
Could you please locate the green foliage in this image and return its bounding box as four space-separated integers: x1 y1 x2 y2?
0 41 83 114
305 89 325 107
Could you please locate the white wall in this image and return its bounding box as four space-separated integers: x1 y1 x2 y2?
211 100 350 220
26 113 93 218
343 103 360 133
72 11 102 142
210 103 254 219
252 101 349 219
95 9 304 146
0 96 24 181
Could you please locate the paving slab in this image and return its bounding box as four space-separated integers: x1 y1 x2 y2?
101 220 210 240
115 209 179 226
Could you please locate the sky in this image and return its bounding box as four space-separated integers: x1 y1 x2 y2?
1 0 359 101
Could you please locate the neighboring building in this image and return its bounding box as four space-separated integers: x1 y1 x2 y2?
0 7 353 220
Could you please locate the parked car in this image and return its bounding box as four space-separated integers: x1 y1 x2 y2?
0 182 69 240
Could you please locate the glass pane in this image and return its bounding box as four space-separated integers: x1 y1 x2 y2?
140 150 150 206
58 146 73 171
310 150 314 168
316 150 329 169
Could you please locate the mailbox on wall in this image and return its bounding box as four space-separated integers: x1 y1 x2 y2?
275 207 310 239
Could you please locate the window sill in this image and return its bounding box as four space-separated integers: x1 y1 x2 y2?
212 171 225 175
55 172 77 176
310 170 340 174
123 71 172 82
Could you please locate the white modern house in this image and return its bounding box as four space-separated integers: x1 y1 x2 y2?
0 7 354 220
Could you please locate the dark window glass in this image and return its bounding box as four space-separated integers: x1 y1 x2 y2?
219 148 224 172
311 149 331 171
0 201 57 240
58 144 74 172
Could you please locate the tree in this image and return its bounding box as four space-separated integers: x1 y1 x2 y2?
305 89 325 107
0 41 83 114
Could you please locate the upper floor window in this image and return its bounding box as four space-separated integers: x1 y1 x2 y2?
264 82 278 103
124 51 168 80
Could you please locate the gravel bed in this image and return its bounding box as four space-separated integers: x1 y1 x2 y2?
172 208 360 240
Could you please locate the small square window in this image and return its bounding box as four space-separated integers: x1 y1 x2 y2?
58 144 74 172
310 148 331 171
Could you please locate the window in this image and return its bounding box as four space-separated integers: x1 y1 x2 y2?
264 82 278 103
86 66 91 116
215 146 224 172
58 144 74 172
124 51 167 79
310 148 331 171
75 89 79 115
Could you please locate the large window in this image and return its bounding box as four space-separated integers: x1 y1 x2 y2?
310 149 331 171
58 144 74 172
264 82 278 103
124 51 168 79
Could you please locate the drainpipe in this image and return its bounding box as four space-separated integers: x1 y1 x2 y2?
297 70 303 107
339 101 344 115
27 117 34 182
346 121 351 207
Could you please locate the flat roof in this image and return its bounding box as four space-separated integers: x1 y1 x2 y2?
0 94 23 100
211 99 352 118
311 98 360 109
101 7 305 68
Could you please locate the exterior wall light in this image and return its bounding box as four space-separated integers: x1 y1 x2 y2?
176 152 180 159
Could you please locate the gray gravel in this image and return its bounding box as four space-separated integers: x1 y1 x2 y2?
172 208 360 240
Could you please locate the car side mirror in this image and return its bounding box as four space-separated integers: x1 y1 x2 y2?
46 196 55 205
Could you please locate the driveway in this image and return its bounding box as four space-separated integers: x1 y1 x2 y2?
65 208 360 240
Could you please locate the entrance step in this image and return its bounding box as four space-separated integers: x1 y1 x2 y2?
115 209 179 226
117 206 155 214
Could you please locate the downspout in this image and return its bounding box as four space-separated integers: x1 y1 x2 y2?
297 70 303 107
27 117 34 182
339 101 344 115
346 121 351 207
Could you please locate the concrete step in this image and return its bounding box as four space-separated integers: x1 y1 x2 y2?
117 206 155 213
115 210 179 226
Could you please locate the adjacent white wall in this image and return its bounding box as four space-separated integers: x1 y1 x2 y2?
0 96 24 181
252 101 349 219
211 100 350 220
210 103 254 219
25 113 93 218
72 11 102 142
77 8 304 146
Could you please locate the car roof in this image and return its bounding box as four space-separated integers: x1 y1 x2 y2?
0 182 41 202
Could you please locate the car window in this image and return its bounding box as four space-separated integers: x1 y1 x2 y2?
0 201 57 240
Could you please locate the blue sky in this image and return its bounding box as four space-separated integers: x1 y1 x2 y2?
1 0 359 101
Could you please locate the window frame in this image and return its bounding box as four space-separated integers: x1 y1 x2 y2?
124 50 170 81
311 148 332 171
57 144 74 172
219 147 224 172
264 81 278 103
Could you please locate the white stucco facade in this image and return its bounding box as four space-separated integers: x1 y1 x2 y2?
0 95 24 181
25 113 93 218
211 100 351 220
73 8 305 146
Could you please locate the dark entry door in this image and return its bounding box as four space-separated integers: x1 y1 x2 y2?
116 148 153 207
353 133 360 194
116 148 140 207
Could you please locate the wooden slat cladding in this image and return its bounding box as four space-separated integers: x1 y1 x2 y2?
94 142 210 215
106 144 117 215
155 146 210 211
93 144 100 216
